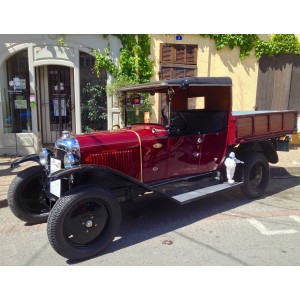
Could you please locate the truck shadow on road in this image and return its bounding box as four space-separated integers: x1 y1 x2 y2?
67 175 300 265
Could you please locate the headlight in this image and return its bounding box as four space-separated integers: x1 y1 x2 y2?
39 148 51 166
64 153 76 169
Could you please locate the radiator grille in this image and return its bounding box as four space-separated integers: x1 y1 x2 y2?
89 150 134 176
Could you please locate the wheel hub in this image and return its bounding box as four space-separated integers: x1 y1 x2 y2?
85 220 93 228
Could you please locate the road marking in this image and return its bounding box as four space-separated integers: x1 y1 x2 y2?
290 215 300 223
247 218 297 236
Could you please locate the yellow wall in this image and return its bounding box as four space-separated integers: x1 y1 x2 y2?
149 34 261 122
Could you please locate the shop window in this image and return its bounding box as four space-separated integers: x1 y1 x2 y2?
79 51 107 133
3 50 32 133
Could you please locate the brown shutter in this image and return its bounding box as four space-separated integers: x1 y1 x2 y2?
174 45 186 64
186 45 197 64
161 44 172 63
185 68 196 77
174 67 186 78
161 66 173 80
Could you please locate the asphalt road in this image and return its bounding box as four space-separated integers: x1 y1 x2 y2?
0 172 300 266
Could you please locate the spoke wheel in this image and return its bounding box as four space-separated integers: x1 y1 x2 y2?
7 165 49 224
47 185 121 261
64 199 110 246
242 153 269 198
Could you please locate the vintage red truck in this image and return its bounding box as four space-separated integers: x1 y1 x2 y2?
7 77 298 260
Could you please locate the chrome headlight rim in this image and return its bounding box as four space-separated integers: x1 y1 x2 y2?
64 152 78 169
39 148 52 166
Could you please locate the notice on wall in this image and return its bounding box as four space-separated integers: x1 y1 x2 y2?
53 99 66 116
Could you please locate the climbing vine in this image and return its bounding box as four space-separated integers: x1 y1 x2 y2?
202 34 300 60
255 34 300 59
94 34 153 84
202 34 258 60
93 34 154 124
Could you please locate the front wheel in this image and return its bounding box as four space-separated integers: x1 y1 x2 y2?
47 185 121 261
7 165 49 224
241 153 269 198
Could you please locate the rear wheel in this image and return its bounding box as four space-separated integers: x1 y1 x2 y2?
47 185 121 261
7 165 49 224
241 153 269 198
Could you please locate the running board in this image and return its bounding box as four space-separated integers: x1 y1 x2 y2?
153 176 243 205
172 182 242 204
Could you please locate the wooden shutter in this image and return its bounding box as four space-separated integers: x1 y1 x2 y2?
174 45 186 64
174 67 186 78
161 44 172 63
160 44 198 65
185 68 196 77
186 45 197 64
161 66 173 80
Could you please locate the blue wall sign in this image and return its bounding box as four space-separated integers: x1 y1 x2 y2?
176 35 182 41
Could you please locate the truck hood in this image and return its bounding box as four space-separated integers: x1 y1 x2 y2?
74 124 167 165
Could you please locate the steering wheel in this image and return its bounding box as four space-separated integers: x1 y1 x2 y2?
170 110 187 131
161 107 187 132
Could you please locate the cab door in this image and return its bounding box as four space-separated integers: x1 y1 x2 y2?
168 134 202 178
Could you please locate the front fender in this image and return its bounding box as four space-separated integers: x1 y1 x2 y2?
11 154 40 168
49 164 152 193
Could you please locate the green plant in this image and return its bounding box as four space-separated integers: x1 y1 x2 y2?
202 34 258 59
255 34 300 59
81 83 107 132
57 35 65 47
93 34 154 124
202 34 300 60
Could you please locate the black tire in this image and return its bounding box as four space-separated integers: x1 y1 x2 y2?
7 165 49 224
47 185 121 261
241 153 269 198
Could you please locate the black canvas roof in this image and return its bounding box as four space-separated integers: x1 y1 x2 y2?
117 77 232 93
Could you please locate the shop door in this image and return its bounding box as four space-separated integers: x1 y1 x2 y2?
38 65 74 145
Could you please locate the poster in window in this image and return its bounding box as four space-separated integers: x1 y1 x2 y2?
53 99 66 116
14 95 27 109
9 77 26 90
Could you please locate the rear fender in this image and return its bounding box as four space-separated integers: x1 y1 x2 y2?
233 140 278 164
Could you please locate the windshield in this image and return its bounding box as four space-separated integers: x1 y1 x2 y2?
125 92 157 126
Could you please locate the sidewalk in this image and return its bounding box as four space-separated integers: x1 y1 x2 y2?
270 145 300 177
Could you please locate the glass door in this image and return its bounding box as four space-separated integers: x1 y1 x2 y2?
48 65 72 135
38 65 73 145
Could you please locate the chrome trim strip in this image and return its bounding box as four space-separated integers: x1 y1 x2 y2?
127 130 143 182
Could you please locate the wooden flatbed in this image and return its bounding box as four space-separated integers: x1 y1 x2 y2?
228 110 298 144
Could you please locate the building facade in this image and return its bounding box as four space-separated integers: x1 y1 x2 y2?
1 34 299 156
0 34 121 156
